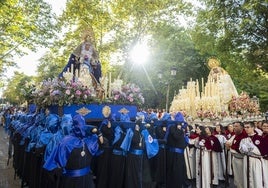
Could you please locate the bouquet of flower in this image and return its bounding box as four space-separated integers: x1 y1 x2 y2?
228 92 260 115
111 83 145 106
21 81 36 103
220 111 228 118
33 77 96 107
196 109 216 120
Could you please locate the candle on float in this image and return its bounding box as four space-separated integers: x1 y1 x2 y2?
208 79 211 96
192 81 196 98
213 81 216 96
71 64 74 74
201 77 204 93
210 78 213 96
103 76 108 99
75 69 79 78
78 69 81 78
196 79 200 98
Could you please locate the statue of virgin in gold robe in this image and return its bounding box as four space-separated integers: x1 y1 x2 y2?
207 58 238 104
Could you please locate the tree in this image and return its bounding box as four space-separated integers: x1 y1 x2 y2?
0 0 58 78
3 72 35 105
36 51 65 82
191 0 268 110
33 0 209 108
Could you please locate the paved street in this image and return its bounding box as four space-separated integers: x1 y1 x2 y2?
0 126 20 188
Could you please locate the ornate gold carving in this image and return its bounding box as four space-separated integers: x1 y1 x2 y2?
76 107 91 116
119 107 129 114
102 106 111 118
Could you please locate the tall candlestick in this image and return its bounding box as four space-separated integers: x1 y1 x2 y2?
196 79 200 98
75 69 79 78
71 64 74 74
201 77 204 94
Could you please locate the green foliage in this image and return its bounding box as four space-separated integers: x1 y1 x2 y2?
192 0 268 111
0 0 58 77
2 0 267 112
36 52 64 82
34 0 201 109
3 72 35 105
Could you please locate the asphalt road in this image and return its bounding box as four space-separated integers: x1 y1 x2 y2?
0 126 20 188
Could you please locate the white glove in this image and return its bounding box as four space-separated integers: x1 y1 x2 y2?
246 142 255 152
239 144 249 153
199 140 205 147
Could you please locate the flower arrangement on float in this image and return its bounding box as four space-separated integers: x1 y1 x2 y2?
228 92 260 116
20 81 36 103
196 109 217 121
24 72 144 108
220 110 228 118
111 83 145 107
32 77 96 107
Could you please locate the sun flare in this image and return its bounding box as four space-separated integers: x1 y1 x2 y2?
130 41 149 65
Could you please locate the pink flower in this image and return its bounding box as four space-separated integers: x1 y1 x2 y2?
71 82 78 88
65 89 71 95
84 89 91 95
114 94 120 100
75 90 82 95
133 87 140 92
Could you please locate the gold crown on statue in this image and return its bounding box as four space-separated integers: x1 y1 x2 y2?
81 28 95 44
207 58 221 69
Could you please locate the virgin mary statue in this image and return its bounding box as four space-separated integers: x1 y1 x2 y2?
207 58 238 104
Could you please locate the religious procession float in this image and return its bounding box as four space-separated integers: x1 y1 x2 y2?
169 58 263 126
28 32 144 123
24 29 263 126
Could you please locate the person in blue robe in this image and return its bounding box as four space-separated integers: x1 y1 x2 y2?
165 121 189 188
92 118 114 188
10 114 28 180
122 120 159 188
136 108 147 123
120 112 131 122
33 113 60 188
43 114 101 188
12 114 35 186
41 114 72 188
26 111 47 188
154 120 168 188
160 112 171 121
144 109 158 124
109 123 127 188
3 108 13 135
20 114 37 187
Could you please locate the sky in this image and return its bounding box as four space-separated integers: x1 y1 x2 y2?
6 0 66 79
